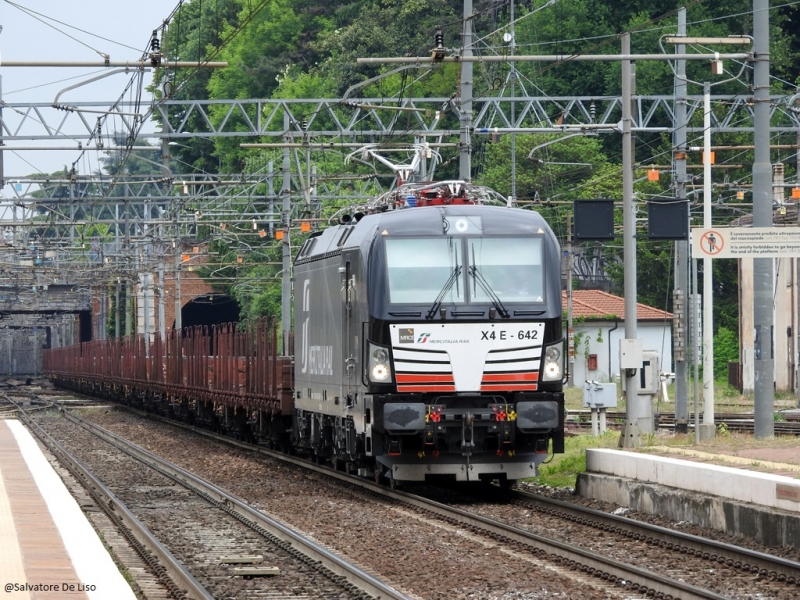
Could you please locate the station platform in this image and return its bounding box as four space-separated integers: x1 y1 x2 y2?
577 446 800 549
0 419 136 600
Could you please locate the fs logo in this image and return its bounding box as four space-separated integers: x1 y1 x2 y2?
416 333 431 343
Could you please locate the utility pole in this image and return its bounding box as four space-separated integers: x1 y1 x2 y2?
567 212 574 387
673 9 690 434
459 0 473 181
752 0 775 438
701 80 715 439
621 33 651 442
158 257 166 342
174 212 182 332
125 280 132 337
281 112 292 351
124 183 131 336
509 0 516 203
0 75 4 188
115 280 121 339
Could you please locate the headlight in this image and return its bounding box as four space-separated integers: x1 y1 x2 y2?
371 363 390 381
542 341 564 382
367 341 393 384
545 345 561 363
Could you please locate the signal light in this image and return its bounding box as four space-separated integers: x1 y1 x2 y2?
388 440 401 456
431 27 445 61
150 31 161 67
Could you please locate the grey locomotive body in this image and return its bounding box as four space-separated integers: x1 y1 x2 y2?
293 193 565 485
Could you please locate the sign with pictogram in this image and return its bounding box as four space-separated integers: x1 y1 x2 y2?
691 227 800 259
697 229 724 256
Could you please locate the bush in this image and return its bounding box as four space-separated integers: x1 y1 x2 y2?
714 327 739 379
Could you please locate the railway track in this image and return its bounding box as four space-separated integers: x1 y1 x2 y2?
96 403 800 599
5 393 403 600
9 381 800 599
569 410 800 435
424 483 800 597
58 392 800 597
15 407 210 600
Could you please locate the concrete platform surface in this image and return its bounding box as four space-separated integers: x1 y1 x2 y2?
0 419 136 600
579 447 800 549
586 448 800 512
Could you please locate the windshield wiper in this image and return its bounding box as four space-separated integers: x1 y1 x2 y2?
469 265 509 318
425 265 462 320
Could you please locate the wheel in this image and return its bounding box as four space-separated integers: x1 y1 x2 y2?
345 461 354 475
389 476 399 490
499 477 517 490
331 457 340 471
374 468 383 484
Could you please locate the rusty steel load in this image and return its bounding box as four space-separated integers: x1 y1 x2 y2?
44 321 294 437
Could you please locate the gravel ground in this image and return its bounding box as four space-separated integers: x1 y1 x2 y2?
31 412 364 600
57 406 798 599
71 408 633 599
423 482 800 599
516 480 800 564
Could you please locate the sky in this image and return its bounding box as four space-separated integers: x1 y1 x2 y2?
1 0 180 197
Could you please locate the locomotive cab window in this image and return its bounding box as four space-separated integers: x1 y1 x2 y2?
468 237 544 303
385 237 464 304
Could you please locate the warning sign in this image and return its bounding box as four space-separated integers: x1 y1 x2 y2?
691 227 800 259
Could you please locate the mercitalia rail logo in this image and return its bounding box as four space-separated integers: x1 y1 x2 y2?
398 328 414 343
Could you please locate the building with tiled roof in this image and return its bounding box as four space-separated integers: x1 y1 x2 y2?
562 290 673 386
563 289 673 321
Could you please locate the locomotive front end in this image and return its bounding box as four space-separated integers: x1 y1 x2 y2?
363 199 565 484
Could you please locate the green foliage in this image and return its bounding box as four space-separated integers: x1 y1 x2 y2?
534 430 618 488
537 453 586 488
712 260 740 335
605 239 674 311
573 330 591 359
312 0 461 95
477 134 610 203
713 327 739 379
142 0 799 329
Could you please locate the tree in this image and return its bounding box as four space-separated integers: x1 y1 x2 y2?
477 133 610 202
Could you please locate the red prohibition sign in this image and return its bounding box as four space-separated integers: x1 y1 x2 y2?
700 230 724 255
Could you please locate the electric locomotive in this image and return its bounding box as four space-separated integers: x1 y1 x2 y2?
292 181 565 485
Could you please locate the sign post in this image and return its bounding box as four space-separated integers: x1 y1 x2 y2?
692 227 800 259
692 226 800 439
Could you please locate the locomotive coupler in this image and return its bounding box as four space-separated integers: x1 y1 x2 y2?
461 411 475 455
